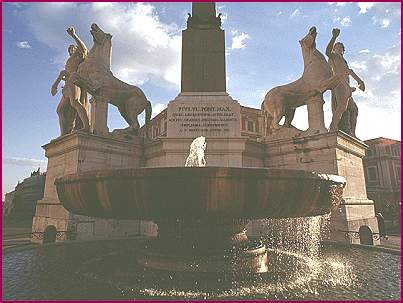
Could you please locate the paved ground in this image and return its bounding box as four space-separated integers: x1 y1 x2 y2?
2 219 33 249
379 234 401 250
2 219 400 251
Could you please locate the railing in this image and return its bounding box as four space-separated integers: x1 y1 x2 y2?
338 229 383 241
30 230 77 241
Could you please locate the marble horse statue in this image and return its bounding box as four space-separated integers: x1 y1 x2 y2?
71 23 152 135
261 26 341 136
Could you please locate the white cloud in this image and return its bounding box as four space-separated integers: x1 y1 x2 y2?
230 31 250 50
348 44 401 139
3 156 47 167
358 2 375 14
20 2 182 89
349 61 367 71
366 3 400 28
333 16 352 27
359 49 370 53
290 9 301 19
381 18 391 28
152 103 167 118
16 41 31 49
328 2 348 6
340 17 352 27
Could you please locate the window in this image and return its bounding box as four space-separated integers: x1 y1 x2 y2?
367 166 378 181
385 146 391 154
366 149 373 157
247 121 254 132
396 166 401 182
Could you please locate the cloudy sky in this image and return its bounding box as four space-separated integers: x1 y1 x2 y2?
2 2 401 198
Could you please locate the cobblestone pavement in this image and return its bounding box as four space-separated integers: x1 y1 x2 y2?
380 234 401 250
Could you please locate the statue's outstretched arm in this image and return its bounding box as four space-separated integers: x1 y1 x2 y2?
349 69 365 91
326 28 340 58
67 27 88 56
51 70 68 96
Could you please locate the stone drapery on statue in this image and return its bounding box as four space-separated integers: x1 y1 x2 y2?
261 27 342 137
70 23 152 136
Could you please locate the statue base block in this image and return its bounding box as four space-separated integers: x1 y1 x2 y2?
31 132 157 243
262 130 380 245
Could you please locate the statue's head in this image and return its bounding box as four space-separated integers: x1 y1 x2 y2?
68 44 77 56
334 42 345 56
90 23 112 45
299 26 317 49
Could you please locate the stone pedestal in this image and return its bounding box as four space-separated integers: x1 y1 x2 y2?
90 97 109 136
167 92 241 138
31 132 157 243
144 137 250 167
181 28 226 92
306 96 327 135
263 130 380 245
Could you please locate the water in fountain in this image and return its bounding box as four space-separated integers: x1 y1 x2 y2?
251 215 324 257
73 214 360 300
185 136 206 167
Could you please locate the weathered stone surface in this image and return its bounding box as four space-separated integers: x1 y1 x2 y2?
181 3 225 92
264 131 380 244
144 137 250 167
31 132 154 243
167 92 241 138
55 167 345 220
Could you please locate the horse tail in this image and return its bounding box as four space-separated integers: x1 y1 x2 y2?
261 92 274 137
142 100 152 139
145 100 152 125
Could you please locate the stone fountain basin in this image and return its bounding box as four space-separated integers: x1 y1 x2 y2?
55 167 345 220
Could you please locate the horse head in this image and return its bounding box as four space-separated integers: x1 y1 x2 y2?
299 26 317 50
90 23 112 45
299 26 318 67
89 23 112 70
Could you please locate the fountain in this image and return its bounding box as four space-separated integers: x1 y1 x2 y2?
55 166 345 273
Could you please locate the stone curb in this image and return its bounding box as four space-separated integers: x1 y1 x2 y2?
2 236 152 255
322 240 400 255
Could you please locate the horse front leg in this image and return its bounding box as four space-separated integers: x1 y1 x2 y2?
318 74 342 93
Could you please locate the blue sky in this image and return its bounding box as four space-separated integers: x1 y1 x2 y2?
2 2 401 198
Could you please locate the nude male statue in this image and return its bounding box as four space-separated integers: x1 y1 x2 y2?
326 28 365 137
51 27 90 136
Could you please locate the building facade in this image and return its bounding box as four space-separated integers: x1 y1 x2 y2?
4 170 46 219
363 137 401 217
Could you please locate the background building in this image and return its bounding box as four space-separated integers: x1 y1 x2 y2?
3 169 46 219
363 137 401 223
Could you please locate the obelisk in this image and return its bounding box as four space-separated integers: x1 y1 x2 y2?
181 2 226 92
167 2 240 139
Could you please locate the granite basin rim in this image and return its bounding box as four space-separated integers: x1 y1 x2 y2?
55 167 346 183
55 167 346 220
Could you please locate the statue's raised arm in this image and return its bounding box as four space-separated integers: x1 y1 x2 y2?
67 27 88 58
326 28 340 58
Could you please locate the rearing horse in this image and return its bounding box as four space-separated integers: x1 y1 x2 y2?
261 27 339 136
73 23 152 134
